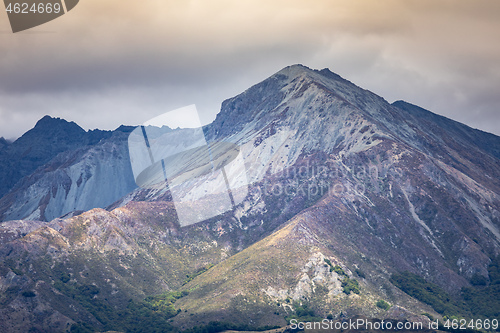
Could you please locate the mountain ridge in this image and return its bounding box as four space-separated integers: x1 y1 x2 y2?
0 64 498 331
0 127 137 222
0 115 113 200
0 120 138 222
392 100 500 160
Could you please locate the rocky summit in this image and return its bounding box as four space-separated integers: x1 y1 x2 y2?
0 65 498 332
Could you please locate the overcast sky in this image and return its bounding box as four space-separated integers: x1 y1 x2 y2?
0 0 499 140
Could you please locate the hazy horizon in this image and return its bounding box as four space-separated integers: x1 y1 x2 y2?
1 0 499 139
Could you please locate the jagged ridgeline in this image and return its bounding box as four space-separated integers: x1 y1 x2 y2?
0 65 499 332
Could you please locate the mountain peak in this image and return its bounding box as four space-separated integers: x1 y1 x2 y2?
277 63 311 72
0 116 90 198
0 137 9 150
34 115 82 131
27 115 87 142
274 64 315 80
274 64 346 83
1 64 500 331
207 64 377 140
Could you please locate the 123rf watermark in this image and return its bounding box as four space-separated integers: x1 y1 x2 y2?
290 318 499 331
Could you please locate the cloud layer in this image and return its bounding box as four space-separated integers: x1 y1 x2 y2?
0 0 499 139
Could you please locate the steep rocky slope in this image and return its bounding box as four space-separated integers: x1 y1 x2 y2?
0 65 498 331
0 126 137 222
0 116 111 199
128 65 500 326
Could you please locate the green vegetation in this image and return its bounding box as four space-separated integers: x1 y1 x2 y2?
59 272 71 283
184 321 280 333
285 302 323 324
376 299 391 310
144 290 189 317
323 259 360 295
391 257 500 320
355 268 366 279
461 256 500 319
341 278 360 295
183 264 214 285
469 273 488 286
422 313 434 321
390 271 463 316
333 265 347 276
323 259 344 275
4 258 24 276
69 290 188 332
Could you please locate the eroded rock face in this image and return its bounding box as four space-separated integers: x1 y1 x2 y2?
263 252 344 303
0 128 137 222
0 116 111 200
0 65 498 331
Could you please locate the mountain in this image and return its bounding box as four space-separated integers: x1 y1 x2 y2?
0 65 498 332
167 64 500 325
391 100 500 160
0 123 137 222
0 116 112 199
0 137 10 151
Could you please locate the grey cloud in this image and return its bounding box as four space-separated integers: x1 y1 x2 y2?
0 0 499 138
